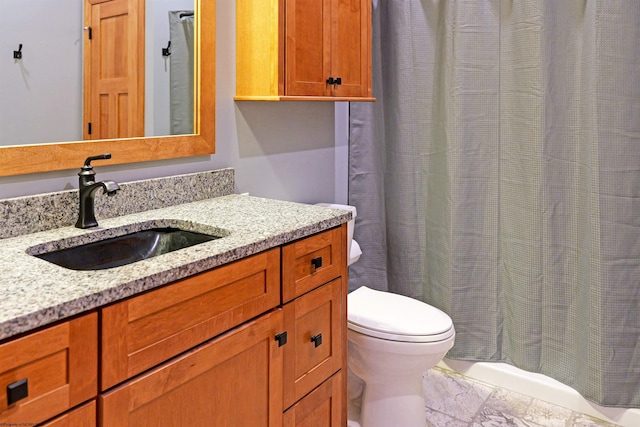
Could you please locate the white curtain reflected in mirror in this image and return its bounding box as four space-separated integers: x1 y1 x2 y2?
169 10 194 135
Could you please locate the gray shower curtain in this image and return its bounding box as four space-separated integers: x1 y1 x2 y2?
169 10 195 135
349 0 640 408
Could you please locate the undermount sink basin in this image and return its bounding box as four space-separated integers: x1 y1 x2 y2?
34 227 221 271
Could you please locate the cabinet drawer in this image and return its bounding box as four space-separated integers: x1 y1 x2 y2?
100 310 284 427
0 314 97 425
283 371 344 427
101 248 281 390
283 278 343 409
282 226 345 302
41 400 96 427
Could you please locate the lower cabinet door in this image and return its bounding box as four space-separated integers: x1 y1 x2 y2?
41 400 95 427
283 278 343 408
283 372 344 427
100 309 284 427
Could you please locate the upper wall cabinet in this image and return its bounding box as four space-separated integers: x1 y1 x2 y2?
236 0 375 102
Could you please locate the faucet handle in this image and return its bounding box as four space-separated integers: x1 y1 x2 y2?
83 153 112 168
79 153 112 179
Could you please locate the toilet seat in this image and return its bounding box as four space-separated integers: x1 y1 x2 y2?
348 286 455 343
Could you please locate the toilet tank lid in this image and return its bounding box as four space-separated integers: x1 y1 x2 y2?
315 203 356 218
347 286 453 337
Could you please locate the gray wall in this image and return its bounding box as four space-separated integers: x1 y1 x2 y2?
0 0 83 146
0 0 349 205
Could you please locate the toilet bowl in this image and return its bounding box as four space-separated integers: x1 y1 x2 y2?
315 203 455 427
348 286 455 427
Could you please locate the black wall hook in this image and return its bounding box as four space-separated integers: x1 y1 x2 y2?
162 41 171 57
13 44 22 59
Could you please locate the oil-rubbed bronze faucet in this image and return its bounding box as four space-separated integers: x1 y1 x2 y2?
75 154 120 229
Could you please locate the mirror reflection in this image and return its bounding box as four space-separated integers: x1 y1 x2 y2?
0 0 195 147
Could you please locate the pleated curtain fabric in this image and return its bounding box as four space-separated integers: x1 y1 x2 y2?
169 10 195 135
348 0 640 407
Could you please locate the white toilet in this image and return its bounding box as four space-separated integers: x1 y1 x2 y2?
318 204 455 427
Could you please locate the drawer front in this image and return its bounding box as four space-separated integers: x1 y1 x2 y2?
0 314 98 425
283 278 343 409
101 248 281 390
41 400 96 427
282 226 345 302
100 310 284 427
283 371 344 427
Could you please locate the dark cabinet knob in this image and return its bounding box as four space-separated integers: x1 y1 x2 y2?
275 332 288 347
7 378 28 406
311 333 323 348
311 257 323 272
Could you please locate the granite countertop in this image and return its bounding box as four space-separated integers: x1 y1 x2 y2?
0 194 350 341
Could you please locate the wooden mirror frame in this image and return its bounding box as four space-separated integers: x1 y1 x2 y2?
0 1 215 178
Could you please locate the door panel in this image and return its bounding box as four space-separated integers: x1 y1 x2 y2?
330 0 369 97
84 0 144 139
285 0 331 96
100 310 284 427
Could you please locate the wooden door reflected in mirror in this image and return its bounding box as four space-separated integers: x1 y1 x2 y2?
84 0 145 140
0 0 214 178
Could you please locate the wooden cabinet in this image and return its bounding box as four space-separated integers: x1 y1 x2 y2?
281 225 348 426
283 278 342 409
100 310 285 426
0 314 97 425
101 248 281 390
0 225 347 426
41 401 96 427
236 0 374 101
283 372 343 427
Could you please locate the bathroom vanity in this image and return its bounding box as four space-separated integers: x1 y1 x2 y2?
0 171 350 426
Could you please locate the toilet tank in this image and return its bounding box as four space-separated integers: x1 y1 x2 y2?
315 203 361 265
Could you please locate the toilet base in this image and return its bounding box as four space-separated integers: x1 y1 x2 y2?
360 377 426 427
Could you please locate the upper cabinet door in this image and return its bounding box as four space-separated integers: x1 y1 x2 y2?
235 0 374 101
330 0 371 98
285 0 331 96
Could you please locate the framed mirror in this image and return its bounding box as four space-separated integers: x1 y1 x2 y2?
0 0 215 177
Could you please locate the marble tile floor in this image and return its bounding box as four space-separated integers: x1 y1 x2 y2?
348 366 620 427
422 367 620 427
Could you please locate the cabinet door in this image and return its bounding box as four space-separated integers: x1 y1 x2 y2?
283 372 344 427
283 279 342 409
282 227 344 303
100 310 284 427
0 314 97 425
40 401 95 427
285 0 331 96
101 248 280 390
330 0 371 98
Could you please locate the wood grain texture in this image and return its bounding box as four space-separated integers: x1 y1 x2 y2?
84 0 145 140
41 401 96 427
100 309 284 427
101 248 281 390
0 314 97 425
235 0 373 102
282 227 343 302
283 278 342 409
283 372 343 427
236 0 282 98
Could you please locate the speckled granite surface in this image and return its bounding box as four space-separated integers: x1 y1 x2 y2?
0 171 351 341
0 168 235 239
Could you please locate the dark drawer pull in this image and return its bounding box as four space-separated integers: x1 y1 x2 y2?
275 332 288 347
311 333 323 348
7 378 28 406
311 257 323 272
